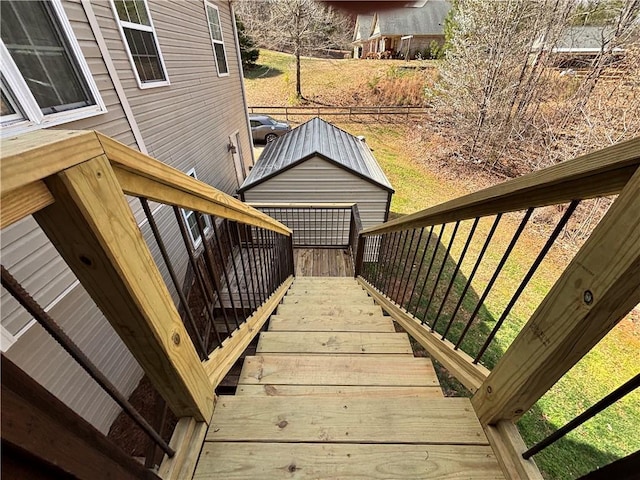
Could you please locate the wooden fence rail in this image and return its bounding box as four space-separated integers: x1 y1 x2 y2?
248 105 431 122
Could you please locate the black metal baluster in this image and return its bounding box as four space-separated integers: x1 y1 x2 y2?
1 266 175 458
381 232 398 293
455 208 533 350
432 218 479 332
442 214 502 341
415 224 445 324
401 228 424 309
210 219 240 329
407 226 433 315
224 220 246 320
173 207 222 348
243 223 262 307
393 230 412 302
384 230 403 299
256 228 270 300
523 373 640 459
423 221 460 327
262 228 274 295
140 199 207 359
385 231 404 294
234 222 255 313
247 225 265 304
474 201 579 363
195 214 233 336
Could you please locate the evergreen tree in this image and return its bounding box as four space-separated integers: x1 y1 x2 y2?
236 15 259 70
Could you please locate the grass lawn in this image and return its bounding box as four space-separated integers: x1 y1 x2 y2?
244 50 640 480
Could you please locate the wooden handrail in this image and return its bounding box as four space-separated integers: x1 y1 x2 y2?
1 130 291 236
362 137 640 235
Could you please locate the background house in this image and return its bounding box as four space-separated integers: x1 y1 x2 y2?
352 14 374 59
1 0 252 434
239 118 394 230
546 26 623 67
354 1 451 59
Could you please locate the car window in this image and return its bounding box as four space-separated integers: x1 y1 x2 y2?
250 120 260 127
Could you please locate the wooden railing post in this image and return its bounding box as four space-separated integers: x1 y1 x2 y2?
472 166 640 425
354 235 365 278
34 155 214 422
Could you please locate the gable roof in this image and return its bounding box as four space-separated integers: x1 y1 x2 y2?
238 117 394 194
353 14 374 42
554 26 617 53
370 1 451 38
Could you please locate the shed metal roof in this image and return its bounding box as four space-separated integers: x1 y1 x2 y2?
238 117 394 193
370 1 450 38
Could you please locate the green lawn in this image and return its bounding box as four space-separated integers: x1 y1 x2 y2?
245 50 640 480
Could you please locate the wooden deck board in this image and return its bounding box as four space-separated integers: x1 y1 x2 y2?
268 314 396 332
236 385 443 398
195 443 503 479
238 355 439 386
294 248 353 277
207 396 488 445
257 332 413 354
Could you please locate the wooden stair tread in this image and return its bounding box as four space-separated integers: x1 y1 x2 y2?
269 314 396 332
277 303 384 317
286 286 366 295
281 295 374 305
236 385 443 398
207 396 487 444
194 443 504 479
257 332 413 354
238 355 439 386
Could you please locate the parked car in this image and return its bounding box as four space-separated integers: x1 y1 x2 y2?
249 114 291 143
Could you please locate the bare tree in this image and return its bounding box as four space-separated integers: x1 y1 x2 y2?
435 0 575 171
236 0 351 99
435 0 639 174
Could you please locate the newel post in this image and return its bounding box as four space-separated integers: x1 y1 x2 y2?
34 155 214 422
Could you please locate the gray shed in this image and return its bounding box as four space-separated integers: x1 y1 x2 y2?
238 118 394 230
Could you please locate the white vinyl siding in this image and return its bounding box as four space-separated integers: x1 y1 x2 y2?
111 0 169 88
204 1 229 76
0 0 106 136
242 156 390 228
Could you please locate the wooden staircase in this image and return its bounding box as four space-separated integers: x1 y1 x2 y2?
193 277 504 479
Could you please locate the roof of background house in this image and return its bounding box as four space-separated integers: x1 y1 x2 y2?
238 117 394 193
554 26 616 52
353 14 374 42
370 0 451 38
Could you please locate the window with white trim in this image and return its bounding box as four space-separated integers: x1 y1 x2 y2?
204 2 229 76
182 170 212 247
112 0 169 88
0 0 106 134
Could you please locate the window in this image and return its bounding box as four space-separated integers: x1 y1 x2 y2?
0 0 105 134
204 2 229 76
112 0 169 88
182 170 212 247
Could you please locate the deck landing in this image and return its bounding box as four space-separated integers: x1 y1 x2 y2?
193 277 504 479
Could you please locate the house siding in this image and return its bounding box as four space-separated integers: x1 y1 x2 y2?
2 0 251 434
1 0 143 434
242 156 389 229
